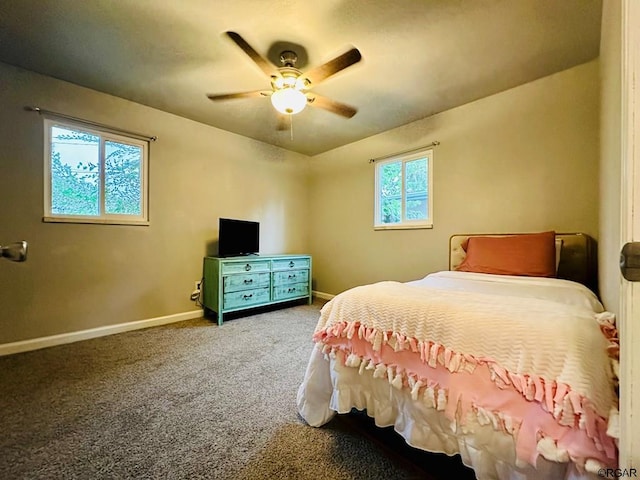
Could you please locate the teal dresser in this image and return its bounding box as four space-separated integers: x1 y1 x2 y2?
202 254 312 325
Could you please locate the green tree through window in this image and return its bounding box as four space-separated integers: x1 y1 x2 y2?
380 161 402 223
50 129 100 215
105 140 142 215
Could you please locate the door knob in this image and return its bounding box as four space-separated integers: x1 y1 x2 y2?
620 242 640 281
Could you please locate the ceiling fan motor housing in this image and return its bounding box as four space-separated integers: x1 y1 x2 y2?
272 67 308 90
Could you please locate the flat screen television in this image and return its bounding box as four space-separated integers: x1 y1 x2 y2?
218 218 260 257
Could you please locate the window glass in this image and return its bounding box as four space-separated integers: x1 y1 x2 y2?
105 140 142 215
50 126 101 216
405 158 428 220
379 161 402 224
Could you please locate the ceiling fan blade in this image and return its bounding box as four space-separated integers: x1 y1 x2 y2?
207 91 269 101
307 94 357 118
303 47 362 86
225 31 274 78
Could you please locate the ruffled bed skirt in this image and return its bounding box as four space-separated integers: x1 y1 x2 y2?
297 345 603 480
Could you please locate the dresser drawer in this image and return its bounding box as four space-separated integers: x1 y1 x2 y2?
272 282 309 301
223 272 270 293
272 269 309 286
223 287 270 310
271 257 310 271
221 260 270 274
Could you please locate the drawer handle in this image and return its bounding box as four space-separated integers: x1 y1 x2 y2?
245 264 252 271
288 274 296 279
288 288 294 293
288 261 295 268
243 294 253 300
244 279 253 284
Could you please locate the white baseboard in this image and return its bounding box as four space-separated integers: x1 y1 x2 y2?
313 290 335 301
0 309 204 357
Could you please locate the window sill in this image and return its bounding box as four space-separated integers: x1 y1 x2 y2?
43 216 149 226
374 223 433 231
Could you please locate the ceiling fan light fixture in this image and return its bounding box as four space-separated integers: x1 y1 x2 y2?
270 88 307 115
272 76 285 89
294 77 309 90
273 69 303 90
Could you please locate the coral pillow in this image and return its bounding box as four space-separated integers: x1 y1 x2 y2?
456 231 557 277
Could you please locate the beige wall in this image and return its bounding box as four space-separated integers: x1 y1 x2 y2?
0 62 310 344
308 61 600 296
598 0 622 315
0 57 605 344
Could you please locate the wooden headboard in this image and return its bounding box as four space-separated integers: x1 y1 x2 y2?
449 232 598 294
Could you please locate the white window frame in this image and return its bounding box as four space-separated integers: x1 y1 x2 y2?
374 148 433 230
43 117 149 225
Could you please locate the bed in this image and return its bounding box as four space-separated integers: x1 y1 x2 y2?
297 232 619 480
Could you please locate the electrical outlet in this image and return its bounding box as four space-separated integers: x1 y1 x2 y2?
190 280 202 302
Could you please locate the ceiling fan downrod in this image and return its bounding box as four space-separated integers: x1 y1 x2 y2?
279 51 298 68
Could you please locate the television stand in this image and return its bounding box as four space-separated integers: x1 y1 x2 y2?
202 254 312 325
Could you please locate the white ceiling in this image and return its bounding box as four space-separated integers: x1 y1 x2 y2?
0 0 602 156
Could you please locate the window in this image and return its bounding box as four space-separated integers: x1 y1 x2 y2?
374 148 433 229
44 118 149 225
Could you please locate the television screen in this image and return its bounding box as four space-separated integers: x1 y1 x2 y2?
218 218 260 257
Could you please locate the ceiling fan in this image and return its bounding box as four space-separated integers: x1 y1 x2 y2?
207 31 362 119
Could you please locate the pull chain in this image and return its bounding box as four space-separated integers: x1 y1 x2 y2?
289 114 294 141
